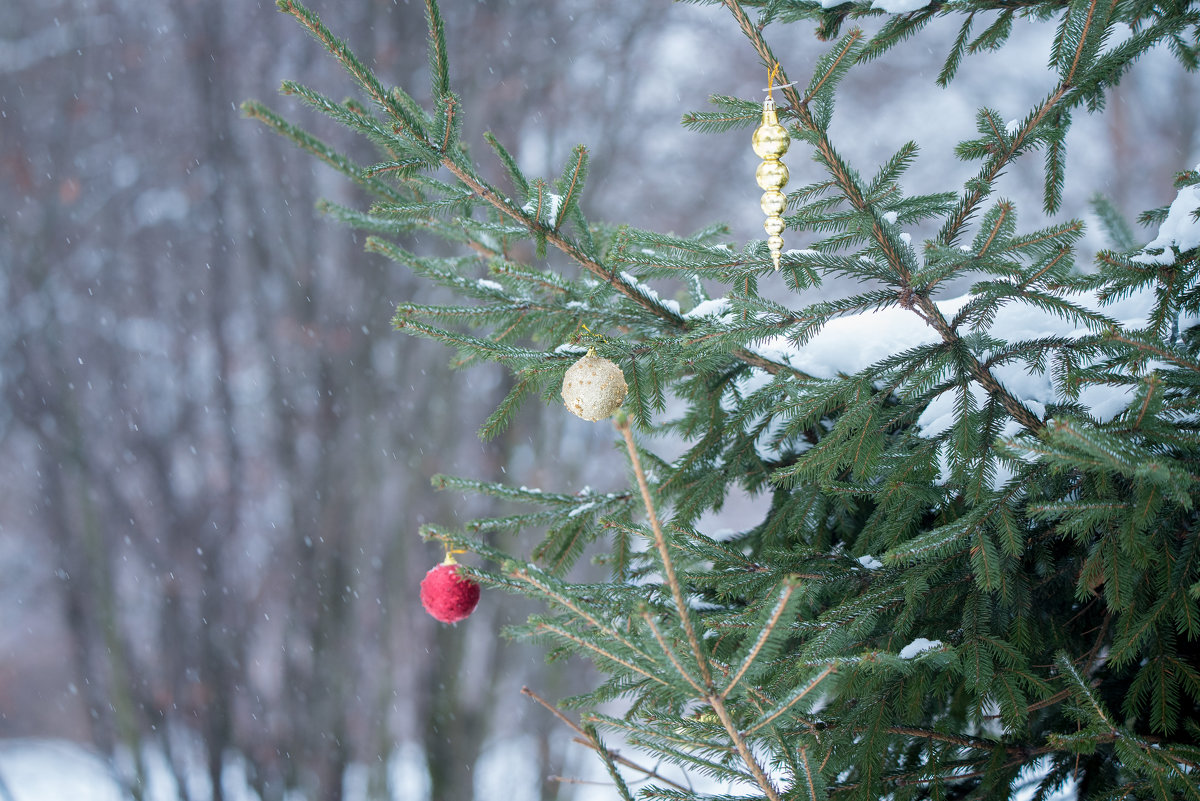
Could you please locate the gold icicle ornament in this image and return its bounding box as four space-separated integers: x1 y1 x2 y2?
752 68 790 271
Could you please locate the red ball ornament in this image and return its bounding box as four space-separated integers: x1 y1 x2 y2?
420 557 480 623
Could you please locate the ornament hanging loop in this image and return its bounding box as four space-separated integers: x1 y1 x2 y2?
753 64 791 271
441 546 468 565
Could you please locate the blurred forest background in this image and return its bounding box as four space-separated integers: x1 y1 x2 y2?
0 0 1196 800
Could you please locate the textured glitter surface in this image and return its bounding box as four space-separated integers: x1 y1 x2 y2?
561 351 628 421
420 563 481 623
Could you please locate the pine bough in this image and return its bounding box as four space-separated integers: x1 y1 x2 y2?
247 0 1200 798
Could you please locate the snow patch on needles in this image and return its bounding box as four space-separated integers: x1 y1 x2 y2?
1132 180 1200 265
749 286 1163 434
685 298 733 320
898 637 943 659
521 192 562 221
862 0 933 10
619 271 680 315
856 554 883 570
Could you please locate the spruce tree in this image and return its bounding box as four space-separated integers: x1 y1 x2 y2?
246 0 1200 798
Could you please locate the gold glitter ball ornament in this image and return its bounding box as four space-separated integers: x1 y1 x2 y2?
562 348 628 421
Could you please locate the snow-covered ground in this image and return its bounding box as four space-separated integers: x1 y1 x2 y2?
0 737 1081 801
0 736 741 801
0 740 125 801
0 737 606 801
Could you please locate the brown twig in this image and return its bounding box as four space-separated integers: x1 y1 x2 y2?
616 415 783 801
722 582 797 699
616 416 712 689
521 686 692 794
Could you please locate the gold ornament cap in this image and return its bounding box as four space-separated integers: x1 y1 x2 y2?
562 348 628 421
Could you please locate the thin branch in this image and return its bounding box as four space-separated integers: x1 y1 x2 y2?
722 582 796 699
534 621 671 688
521 686 693 794
709 692 784 801
801 30 864 106
441 159 684 326
510 566 658 664
744 664 836 735
642 612 707 694
617 415 782 801
616 416 713 689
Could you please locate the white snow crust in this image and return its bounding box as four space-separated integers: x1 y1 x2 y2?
521 192 563 220
747 285 1165 437
1133 178 1200 265
619 270 681 315
685 298 733 319
898 637 943 659
870 0 934 12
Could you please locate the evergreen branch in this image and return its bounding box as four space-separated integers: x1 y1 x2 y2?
938 12 975 86
1106 332 1200 374
802 29 865 107
617 416 712 688
796 745 823 801
360 158 427 179
276 0 430 141
553 145 590 231
535 620 671 688
681 94 761 133
511 566 659 664
521 687 692 795
483 131 531 200
582 723 637 801
1055 651 1116 731
389 316 549 365
641 611 707 694
744 664 836 735
240 101 404 202
423 0 450 100
975 201 1011 257
721 580 798 699
479 368 539 440
709 691 783 801
437 159 684 326
587 711 736 755
884 725 1015 754
1062 0 1104 87
619 414 782 801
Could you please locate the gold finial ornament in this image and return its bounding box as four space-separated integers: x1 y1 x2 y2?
753 70 790 270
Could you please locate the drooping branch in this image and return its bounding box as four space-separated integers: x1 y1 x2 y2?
616 415 783 801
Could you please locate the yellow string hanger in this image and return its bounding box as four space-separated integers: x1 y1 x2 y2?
763 63 799 96
441 547 468 565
